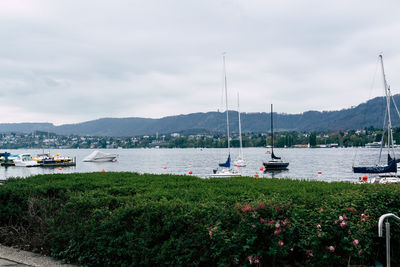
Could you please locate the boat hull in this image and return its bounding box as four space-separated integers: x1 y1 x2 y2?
263 161 289 170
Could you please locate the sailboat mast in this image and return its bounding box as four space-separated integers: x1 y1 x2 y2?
223 54 230 155
237 92 243 159
379 54 395 157
271 104 274 155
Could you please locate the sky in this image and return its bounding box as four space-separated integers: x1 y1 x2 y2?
1 0 400 125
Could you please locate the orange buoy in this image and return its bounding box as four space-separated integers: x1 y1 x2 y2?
259 167 263 171
254 173 259 178
362 176 368 182
101 169 105 173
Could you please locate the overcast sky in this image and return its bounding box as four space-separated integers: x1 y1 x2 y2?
1 0 400 125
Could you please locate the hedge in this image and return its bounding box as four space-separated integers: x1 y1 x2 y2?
1 172 399 266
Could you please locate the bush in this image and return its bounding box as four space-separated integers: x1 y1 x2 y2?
1 172 400 266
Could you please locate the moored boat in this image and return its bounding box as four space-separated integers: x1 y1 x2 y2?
263 104 289 170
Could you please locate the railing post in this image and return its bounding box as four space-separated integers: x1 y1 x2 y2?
386 220 390 267
378 213 400 267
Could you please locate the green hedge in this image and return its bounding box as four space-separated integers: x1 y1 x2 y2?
1 172 400 266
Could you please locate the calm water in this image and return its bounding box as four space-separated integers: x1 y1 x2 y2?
0 147 395 182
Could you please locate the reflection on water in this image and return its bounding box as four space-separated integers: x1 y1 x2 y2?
0 147 394 182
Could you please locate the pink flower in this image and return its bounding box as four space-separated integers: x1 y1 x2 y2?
361 218 366 222
252 224 256 228
267 220 275 225
318 232 321 238
260 203 265 209
339 216 344 221
361 213 366 218
234 257 239 264
328 246 335 252
340 221 347 227
251 212 256 217
353 239 359 246
260 217 267 224
242 205 252 213
305 250 313 257
275 222 281 228
316 224 321 228
278 240 284 246
248 256 253 264
334 220 338 225
358 250 363 255
209 231 213 237
283 219 289 226
254 256 260 263
343 214 348 220
274 229 281 235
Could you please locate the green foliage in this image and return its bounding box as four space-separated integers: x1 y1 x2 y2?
1 173 400 266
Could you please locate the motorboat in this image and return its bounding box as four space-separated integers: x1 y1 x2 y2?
211 168 242 178
13 153 38 167
83 150 118 162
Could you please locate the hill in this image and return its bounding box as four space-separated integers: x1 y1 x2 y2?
0 94 398 136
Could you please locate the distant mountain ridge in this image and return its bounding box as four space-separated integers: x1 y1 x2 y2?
0 95 399 136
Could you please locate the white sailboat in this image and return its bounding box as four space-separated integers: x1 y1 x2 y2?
234 92 246 167
211 54 241 177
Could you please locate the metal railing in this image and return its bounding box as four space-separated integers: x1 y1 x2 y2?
378 213 400 267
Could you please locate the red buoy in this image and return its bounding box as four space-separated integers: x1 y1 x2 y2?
58 167 62 171
101 169 105 173
254 173 259 178
189 171 193 175
259 167 264 171
317 171 322 175
362 176 368 182
163 166 167 170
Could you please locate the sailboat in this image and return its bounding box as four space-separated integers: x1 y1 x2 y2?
234 93 247 167
263 104 289 170
353 54 399 182
211 54 241 177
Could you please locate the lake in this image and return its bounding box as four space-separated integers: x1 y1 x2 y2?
0 147 394 182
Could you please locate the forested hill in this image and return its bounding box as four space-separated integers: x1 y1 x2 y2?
0 94 399 136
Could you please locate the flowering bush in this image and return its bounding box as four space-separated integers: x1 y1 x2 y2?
0 173 400 266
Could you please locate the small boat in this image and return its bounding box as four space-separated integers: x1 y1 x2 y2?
365 141 382 148
233 92 247 167
263 104 289 170
13 153 38 167
211 54 241 177
83 150 118 162
353 55 398 176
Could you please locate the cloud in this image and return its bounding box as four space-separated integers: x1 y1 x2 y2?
0 0 400 124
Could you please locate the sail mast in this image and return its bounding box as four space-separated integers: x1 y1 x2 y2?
379 54 395 157
223 53 230 155
237 92 243 159
271 104 274 156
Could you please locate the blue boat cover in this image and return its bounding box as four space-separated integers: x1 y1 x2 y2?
353 155 397 173
219 154 231 168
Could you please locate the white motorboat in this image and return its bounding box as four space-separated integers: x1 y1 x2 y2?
13 153 38 167
83 150 118 162
211 166 242 178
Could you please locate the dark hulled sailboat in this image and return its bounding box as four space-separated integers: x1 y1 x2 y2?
263 104 289 170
